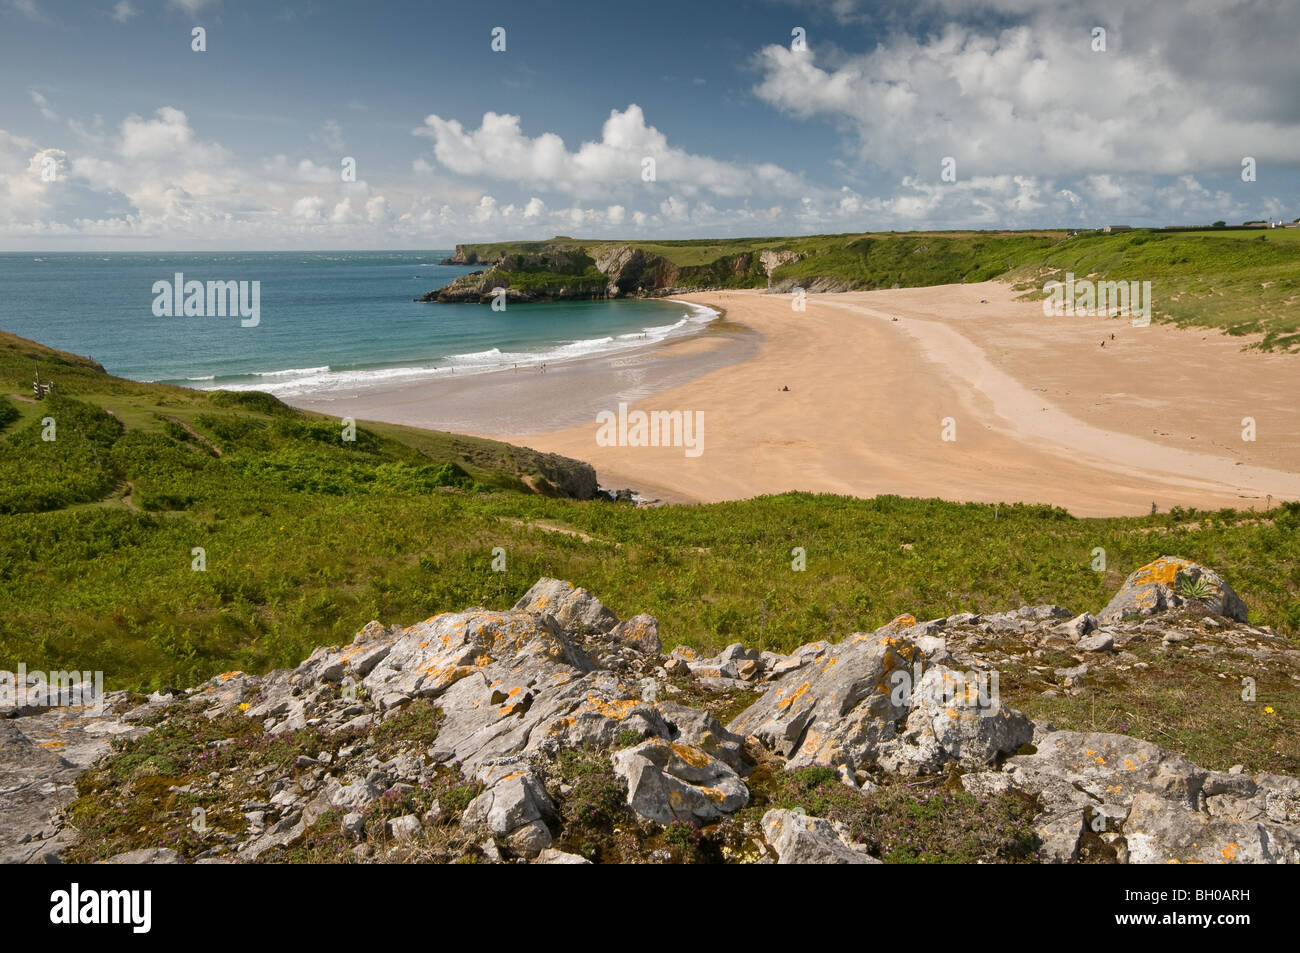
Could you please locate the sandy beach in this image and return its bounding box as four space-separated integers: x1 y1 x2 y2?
296 282 1300 517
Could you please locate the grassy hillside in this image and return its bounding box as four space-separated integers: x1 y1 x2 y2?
3 331 1300 698
450 228 1300 349
1006 228 1300 350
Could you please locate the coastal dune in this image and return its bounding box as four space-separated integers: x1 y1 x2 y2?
504 282 1300 516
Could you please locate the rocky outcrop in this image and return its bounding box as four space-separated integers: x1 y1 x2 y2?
421 239 804 303
0 696 154 863
594 245 680 296
439 245 504 267
1100 555 1248 623
420 248 609 303
759 249 804 276
961 729 1300 863
9 557 1299 864
767 275 856 294
725 617 1032 777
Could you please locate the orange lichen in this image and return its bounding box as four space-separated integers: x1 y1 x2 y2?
1129 557 1187 588
776 681 811 711
582 694 639 721
671 744 712 769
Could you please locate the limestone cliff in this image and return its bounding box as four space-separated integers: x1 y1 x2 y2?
421 239 804 303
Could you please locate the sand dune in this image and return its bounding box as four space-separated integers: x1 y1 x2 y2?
507 282 1300 516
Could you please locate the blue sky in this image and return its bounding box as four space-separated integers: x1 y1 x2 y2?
2 0 1299 249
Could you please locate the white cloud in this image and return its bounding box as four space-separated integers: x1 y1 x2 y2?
292 195 325 221
415 104 810 199
756 5 1300 182
119 106 198 159
365 195 389 224
28 89 58 121
471 195 498 223
111 1 139 22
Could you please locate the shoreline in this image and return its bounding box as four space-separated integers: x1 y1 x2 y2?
290 303 760 439
295 282 1300 517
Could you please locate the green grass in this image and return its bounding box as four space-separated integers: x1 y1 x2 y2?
1007 229 1300 349
2 328 1299 782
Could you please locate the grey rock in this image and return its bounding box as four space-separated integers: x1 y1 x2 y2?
613 738 748 825
728 628 916 770
462 765 556 858
657 700 749 774
610 614 661 655
1125 791 1300 864
100 848 184 864
1051 612 1097 640
534 847 592 864
1077 633 1115 653
1100 557 1248 623
513 577 618 634
762 809 880 864
505 819 552 858
876 665 1033 775
1005 730 1207 814
386 814 422 842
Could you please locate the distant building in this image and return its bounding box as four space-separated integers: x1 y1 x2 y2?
1103 225 1133 233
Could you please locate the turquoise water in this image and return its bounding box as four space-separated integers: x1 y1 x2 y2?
0 252 713 398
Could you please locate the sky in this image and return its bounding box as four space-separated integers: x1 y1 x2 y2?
2 0 1299 249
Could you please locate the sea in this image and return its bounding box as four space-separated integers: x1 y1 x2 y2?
0 251 716 399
